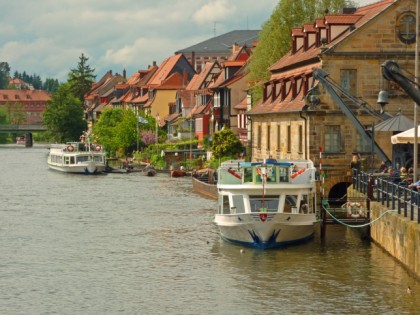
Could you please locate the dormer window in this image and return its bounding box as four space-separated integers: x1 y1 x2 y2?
397 12 416 44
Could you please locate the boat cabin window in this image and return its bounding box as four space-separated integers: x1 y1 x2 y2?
220 195 230 214
70 157 75 164
300 196 309 214
243 167 253 183
283 194 314 213
93 156 103 162
231 195 245 214
284 195 298 213
77 156 90 163
255 166 276 183
249 195 279 212
279 167 289 182
266 166 276 183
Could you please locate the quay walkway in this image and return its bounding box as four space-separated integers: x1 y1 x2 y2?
352 169 419 224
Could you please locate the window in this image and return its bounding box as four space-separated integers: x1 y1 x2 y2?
356 130 371 153
340 69 357 95
214 92 220 107
325 125 341 153
257 125 262 149
277 125 281 151
287 125 291 152
266 125 271 150
397 12 416 44
196 118 203 132
298 125 303 153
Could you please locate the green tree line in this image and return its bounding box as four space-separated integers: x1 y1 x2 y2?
0 61 60 92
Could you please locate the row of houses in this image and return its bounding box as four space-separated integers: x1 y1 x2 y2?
85 0 418 200
84 30 257 148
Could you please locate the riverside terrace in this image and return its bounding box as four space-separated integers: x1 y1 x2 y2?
352 169 419 224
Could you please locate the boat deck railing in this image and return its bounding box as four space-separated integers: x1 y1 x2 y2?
352 169 419 223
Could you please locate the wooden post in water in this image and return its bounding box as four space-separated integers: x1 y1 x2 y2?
320 146 326 239
25 132 33 147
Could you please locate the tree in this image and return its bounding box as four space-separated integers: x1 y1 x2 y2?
0 62 10 89
211 128 244 159
7 102 26 124
43 78 60 92
43 83 87 142
114 109 137 153
68 53 96 103
247 0 353 103
92 108 125 156
0 107 8 143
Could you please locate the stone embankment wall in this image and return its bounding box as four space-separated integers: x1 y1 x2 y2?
370 203 420 279
348 187 420 279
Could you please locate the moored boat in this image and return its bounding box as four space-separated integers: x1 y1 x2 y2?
170 169 187 177
143 165 157 176
16 135 26 145
192 168 218 199
214 158 318 249
47 132 106 174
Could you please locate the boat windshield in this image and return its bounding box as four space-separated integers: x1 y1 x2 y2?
249 195 280 212
77 156 91 163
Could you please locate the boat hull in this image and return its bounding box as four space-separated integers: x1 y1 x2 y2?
48 162 106 174
214 213 317 249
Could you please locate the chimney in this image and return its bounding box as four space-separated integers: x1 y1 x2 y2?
191 51 196 71
153 61 157 67
123 68 126 79
183 69 189 87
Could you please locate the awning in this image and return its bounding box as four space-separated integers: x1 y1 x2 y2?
391 125 420 144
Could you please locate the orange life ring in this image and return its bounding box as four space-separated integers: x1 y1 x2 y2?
95 145 102 152
67 145 74 152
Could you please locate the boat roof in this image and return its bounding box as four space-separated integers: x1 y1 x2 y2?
220 159 314 168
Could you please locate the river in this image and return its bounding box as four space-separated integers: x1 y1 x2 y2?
0 145 419 315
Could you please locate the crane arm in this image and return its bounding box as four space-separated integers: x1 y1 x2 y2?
312 68 390 164
382 60 420 105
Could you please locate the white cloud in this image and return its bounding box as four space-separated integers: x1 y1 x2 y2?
0 0 282 81
193 0 236 25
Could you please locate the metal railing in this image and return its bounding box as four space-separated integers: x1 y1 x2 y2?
0 124 47 132
352 169 419 223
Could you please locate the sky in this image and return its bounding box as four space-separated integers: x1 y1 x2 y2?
0 0 375 83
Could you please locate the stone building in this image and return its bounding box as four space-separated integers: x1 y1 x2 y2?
248 0 418 199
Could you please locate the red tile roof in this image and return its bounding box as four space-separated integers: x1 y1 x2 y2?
0 89 51 102
324 14 363 25
303 24 316 33
248 85 306 115
131 93 148 103
292 28 304 37
155 72 185 90
148 54 184 87
186 62 220 91
234 96 248 110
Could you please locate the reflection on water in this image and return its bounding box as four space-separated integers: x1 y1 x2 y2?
0 145 419 314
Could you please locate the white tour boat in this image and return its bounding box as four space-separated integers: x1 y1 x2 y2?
214 158 318 249
47 132 106 174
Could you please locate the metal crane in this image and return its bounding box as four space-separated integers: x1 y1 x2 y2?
381 60 420 105
312 68 391 165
